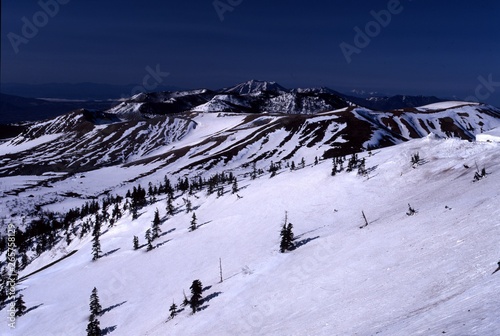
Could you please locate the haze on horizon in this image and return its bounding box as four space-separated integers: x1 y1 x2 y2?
1 0 499 105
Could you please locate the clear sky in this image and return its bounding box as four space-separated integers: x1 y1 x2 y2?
1 0 499 104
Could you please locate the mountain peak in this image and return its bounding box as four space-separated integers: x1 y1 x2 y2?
221 80 288 95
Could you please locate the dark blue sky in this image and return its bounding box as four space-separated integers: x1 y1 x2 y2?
1 0 499 104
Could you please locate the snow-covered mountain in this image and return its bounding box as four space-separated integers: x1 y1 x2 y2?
1 92 500 335
2 102 498 179
220 80 289 95
1 81 456 125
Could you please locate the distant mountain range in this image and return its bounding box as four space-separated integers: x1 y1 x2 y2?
0 80 472 124
0 82 185 100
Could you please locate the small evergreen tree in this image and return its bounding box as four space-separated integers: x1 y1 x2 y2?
145 229 153 251
133 236 139 250
15 294 27 317
131 204 139 220
251 162 258 180
91 228 101 261
152 209 162 240
279 223 288 253
190 213 198 232
89 287 102 317
232 179 238 194
169 301 178 319
357 158 367 176
406 203 417 216
331 161 337 176
112 203 122 220
217 186 224 197
189 280 203 313
411 152 421 167
166 193 175 216
279 212 295 253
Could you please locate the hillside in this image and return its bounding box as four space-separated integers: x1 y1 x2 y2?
0 100 499 335
1 131 499 335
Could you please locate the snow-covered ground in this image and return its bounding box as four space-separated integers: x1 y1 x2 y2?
418 101 480 110
1 133 499 335
476 127 500 143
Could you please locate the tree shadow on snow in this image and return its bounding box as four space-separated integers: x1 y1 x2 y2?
294 228 322 240
102 248 120 258
100 301 127 316
25 303 44 314
197 221 212 229
101 325 117 335
294 236 320 249
203 291 222 303
159 228 176 237
155 239 172 249
366 165 378 174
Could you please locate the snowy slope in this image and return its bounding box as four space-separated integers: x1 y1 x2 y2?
476 127 500 143
1 98 500 335
1 130 500 335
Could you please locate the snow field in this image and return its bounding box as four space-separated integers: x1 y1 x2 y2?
2 134 499 335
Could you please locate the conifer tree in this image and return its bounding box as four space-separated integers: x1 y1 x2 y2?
411 152 421 166
189 213 198 231
279 212 295 253
152 208 162 239
86 288 102 335
91 227 101 261
112 203 122 221
89 287 102 317
145 229 153 251
357 158 367 176
406 203 417 216
286 223 294 248
133 236 139 250
189 279 203 313
166 193 175 216
251 162 258 180
15 294 26 317
169 301 178 319
217 186 224 197
279 223 288 253
331 160 337 176
232 179 238 194
130 203 139 220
